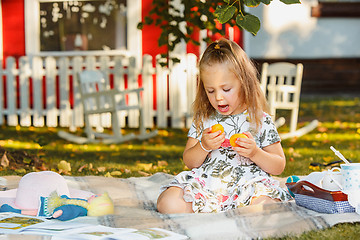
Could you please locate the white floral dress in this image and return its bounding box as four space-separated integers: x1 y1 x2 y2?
160 110 292 213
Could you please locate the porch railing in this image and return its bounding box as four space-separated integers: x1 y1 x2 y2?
0 54 198 130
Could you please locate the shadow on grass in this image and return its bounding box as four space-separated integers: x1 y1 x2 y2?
0 96 359 178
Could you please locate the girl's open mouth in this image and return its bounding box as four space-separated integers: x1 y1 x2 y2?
218 105 229 113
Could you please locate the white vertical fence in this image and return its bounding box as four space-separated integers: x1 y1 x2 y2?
0 54 198 129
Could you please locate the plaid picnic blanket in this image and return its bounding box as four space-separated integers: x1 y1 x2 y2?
2 173 360 239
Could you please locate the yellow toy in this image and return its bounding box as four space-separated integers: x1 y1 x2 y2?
40 191 114 220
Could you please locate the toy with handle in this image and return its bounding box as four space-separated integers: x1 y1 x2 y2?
330 146 350 165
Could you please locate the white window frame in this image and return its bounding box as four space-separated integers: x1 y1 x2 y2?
25 0 142 61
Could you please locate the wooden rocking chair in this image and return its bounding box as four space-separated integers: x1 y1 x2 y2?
58 70 157 144
260 62 318 139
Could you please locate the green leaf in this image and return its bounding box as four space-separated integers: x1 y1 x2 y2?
171 58 181 64
214 5 237 24
190 39 201 46
244 0 261 7
280 0 301 4
144 17 153 25
137 22 143 30
23 157 32 164
260 0 272 4
158 31 168 47
223 0 230 3
236 13 260 36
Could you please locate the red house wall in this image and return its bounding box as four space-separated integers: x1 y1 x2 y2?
2 0 25 61
141 0 167 62
1 0 241 61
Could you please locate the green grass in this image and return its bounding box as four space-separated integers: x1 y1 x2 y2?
0 127 189 177
0 96 360 238
273 223 360 240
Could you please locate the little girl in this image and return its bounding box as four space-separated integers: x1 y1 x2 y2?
157 38 292 214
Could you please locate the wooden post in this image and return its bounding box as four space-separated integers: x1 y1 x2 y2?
19 56 31 126
5 57 18 126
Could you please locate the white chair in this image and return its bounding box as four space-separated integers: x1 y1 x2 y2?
58 70 157 144
260 62 318 139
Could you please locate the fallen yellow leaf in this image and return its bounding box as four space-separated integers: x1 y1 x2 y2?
1 152 9 168
157 160 168 167
158 130 169 137
97 166 106 172
136 163 153 171
138 170 151 176
309 165 320 171
58 160 71 174
15 168 26 174
110 171 122 176
322 156 333 162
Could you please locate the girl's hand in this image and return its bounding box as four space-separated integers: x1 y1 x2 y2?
231 132 259 159
201 127 225 151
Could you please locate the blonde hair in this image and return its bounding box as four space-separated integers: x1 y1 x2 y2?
46 191 114 217
193 38 268 132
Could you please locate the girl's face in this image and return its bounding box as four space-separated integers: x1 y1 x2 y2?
201 62 244 115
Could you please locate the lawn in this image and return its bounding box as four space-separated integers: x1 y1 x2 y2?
0 95 359 238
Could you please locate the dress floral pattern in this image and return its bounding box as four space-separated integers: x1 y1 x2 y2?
160 110 292 213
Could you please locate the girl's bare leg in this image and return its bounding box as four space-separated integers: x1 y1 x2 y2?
157 187 193 214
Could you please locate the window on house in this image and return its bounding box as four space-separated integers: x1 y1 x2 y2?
311 0 360 18
39 0 127 52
